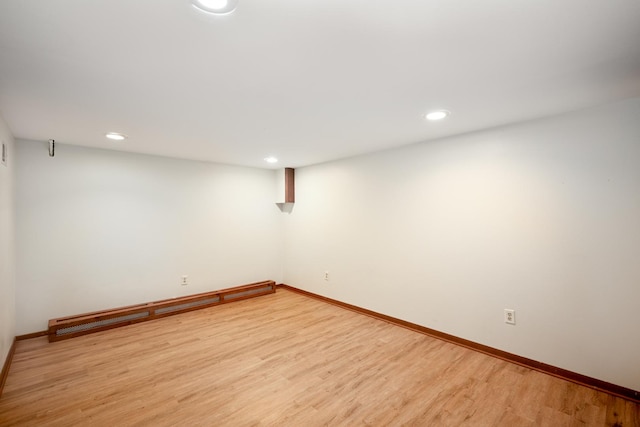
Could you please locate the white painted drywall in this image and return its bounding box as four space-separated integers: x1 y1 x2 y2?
15 142 282 334
0 113 16 369
283 98 640 391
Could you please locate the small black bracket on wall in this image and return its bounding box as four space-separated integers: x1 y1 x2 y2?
48 139 55 157
1 141 7 166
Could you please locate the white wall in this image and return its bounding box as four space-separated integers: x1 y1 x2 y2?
10 98 640 391
283 98 640 391
15 142 282 334
0 114 16 368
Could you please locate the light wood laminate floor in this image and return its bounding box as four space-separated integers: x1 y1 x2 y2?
1 289 638 426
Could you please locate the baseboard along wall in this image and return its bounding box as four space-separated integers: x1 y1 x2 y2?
276 284 640 404
48 281 276 342
0 338 17 398
3 282 637 404
0 281 277 399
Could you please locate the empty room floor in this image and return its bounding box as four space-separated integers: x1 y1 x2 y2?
0 288 638 426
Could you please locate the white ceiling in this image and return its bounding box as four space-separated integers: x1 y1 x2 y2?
1 0 639 169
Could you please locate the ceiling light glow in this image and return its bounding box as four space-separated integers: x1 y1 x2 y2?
264 156 278 164
192 0 238 15
202 0 228 8
425 110 450 121
105 132 127 141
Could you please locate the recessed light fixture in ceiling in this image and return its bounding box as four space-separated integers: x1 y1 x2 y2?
105 132 127 141
191 0 238 15
264 156 278 164
425 110 451 121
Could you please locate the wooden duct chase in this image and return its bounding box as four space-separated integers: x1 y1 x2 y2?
47 280 276 342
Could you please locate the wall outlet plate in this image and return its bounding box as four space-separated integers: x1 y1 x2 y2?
504 309 516 325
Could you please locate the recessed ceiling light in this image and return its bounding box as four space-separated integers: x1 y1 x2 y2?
105 132 127 141
425 110 451 121
191 0 238 15
264 156 278 164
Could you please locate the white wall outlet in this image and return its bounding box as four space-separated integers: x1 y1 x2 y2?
181 275 188 286
504 309 516 325
324 271 329 281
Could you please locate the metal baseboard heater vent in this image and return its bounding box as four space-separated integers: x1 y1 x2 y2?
48 280 276 342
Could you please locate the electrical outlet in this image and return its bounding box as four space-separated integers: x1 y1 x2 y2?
181 275 188 286
324 271 329 281
504 309 515 325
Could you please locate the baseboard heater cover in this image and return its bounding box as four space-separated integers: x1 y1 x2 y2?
48 280 275 342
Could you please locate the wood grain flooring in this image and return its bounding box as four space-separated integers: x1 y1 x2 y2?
0 289 638 426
